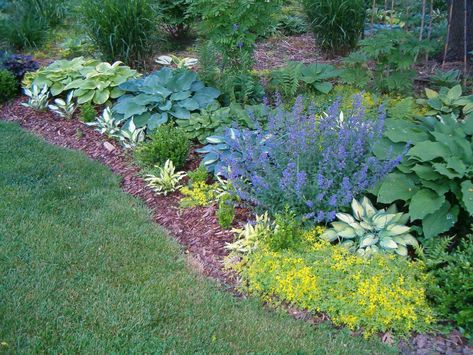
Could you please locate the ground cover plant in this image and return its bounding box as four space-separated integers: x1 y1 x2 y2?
0 122 393 353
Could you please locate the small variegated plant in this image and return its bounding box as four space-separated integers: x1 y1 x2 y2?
225 212 274 256
156 55 198 69
48 91 77 119
116 119 145 149
321 197 418 257
22 85 50 111
144 160 186 196
85 107 122 138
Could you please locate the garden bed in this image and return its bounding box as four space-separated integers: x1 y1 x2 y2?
1 98 471 355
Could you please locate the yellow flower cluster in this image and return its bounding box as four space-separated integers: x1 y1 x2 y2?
180 181 218 207
240 240 434 337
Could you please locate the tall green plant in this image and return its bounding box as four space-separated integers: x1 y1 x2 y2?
80 0 158 68
158 0 194 40
302 0 366 55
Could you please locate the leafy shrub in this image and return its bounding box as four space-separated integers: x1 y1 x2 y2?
189 0 282 72
134 124 190 169
80 0 158 68
217 193 235 229
158 0 194 40
341 30 432 94
79 102 97 123
113 68 219 131
180 181 218 208
0 69 18 103
302 0 366 55
416 85 473 120
422 236 473 336
144 159 186 195
321 197 418 257
0 54 39 81
375 114 473 238
221 96 404 223
237 238 434 337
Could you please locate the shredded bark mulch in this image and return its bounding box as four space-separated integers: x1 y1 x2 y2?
1 98 471 354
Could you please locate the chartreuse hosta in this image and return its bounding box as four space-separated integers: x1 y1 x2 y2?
321 197 418 257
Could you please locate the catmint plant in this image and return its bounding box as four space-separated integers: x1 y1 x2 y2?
221 95 405 223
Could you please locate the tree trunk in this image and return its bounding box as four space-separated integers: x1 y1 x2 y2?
445 0 473 62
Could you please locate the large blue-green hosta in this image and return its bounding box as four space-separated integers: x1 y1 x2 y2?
112 68 220 131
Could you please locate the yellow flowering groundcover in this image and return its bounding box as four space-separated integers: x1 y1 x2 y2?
234 231 434 337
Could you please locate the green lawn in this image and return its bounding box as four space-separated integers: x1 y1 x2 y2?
0 122 392 353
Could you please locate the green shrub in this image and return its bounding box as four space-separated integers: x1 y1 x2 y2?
189 0 282 72
0 69 18 103
216 193 235 229
80 0 158 68
422 236 473 336
135 124 190 169
374 113 473 238
79 102 97 123
158 0 194 40
302 0 366 55
230 226 434 337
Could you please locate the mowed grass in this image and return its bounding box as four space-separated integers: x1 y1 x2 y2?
0 122 393 354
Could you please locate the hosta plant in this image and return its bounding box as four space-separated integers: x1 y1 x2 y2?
112 68 220 131
63 61 139 104
21 85 49 111
156 55 198 69
144 160 186 195
321 197 418 257
115 119 145 149
196 128 240 174
429 69 462 89
416 85 473 120
375 114 473 238
48 91 77 119
85 107 122 138
26 57 97 96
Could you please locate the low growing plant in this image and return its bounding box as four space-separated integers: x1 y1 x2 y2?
134 124 190 169
416 85 473 120
216 193 236 230
321 197 418 257
116 120 146 149
375 114 473 238
85 107 122 138
113 68 220 131
48 91 77 119
0 53 39 81
79 102 97 123
144 160 186 195
21 84 49 111
179 181 219 208
0 69 18 103
429 69 462 89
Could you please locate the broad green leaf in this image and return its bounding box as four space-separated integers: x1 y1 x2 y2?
93 89 110 105
461 180 473 215
408 141 450 161
76 90 95 104
377 173 419 203
422 201 459 238
113 100 148 119
412 164 443 181
408 189 445 221
433 163 463 179
314 82 333 94
447 85 462 100
425 87 438 99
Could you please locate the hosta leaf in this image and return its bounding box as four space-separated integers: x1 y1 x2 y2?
386 224 410 235
170 90 191 101
409 189 446 221
336 212 356 224
412 164 443 181
76 89 95 104
380 237 397 249
359 235 378 248
461 180 473 215
408 141 450 161
93 89 110 105
320 229 338 242
148 113 168 130
433 163 463 179
113 100 148 119
377 173 419 203
422 201 459 238
313 82 333 94
447 84 462 100
395 244 408 256
170 106 191 119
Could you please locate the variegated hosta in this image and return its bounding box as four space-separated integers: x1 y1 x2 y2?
144 160 186 196
85 107 122 138
48 90 77 119
21 85 50 111
225 212 274 256
116 119 145 149
321 197 418 257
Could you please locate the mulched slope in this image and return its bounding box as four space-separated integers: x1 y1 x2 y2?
1 98 472 354
0 97 236 285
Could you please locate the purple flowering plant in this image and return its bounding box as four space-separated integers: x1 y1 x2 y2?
221 95 405 223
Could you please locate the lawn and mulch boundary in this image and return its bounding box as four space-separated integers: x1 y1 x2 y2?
1 99 471 354
0 120 394 353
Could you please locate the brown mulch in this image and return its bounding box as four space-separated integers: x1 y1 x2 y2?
1 97 472 355
0 97 238 287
